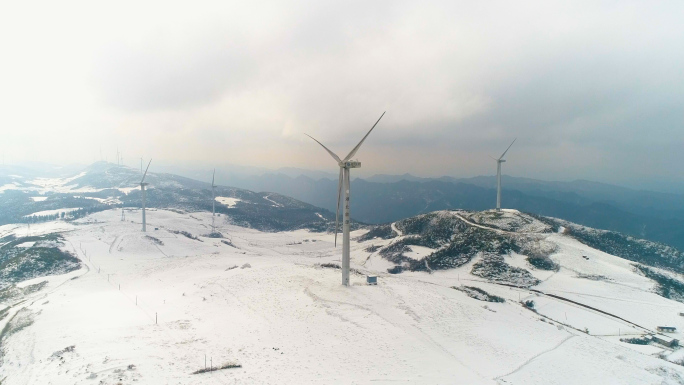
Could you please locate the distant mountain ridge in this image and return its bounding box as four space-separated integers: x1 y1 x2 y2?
0 162 336 233
3 163 684 250
213 171 684 250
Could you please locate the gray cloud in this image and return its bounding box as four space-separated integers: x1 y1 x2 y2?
1 0 683 192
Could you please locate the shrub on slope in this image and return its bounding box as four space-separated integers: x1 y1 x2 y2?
557 221 684 274
635 265 684 303
453 285 505 303
471 253 540 288
0 234 80 291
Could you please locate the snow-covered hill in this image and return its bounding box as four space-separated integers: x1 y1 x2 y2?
2 208 684 384
0 162 335 232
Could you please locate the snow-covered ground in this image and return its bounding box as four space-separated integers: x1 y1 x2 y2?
117 187 140 195
22 208 82 218
2 209 684 384
74 196 122 205
215 196 241 208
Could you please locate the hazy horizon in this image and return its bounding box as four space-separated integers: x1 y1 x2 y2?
1 1 683 193
2 158 683 195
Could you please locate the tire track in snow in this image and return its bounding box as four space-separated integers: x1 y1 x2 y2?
303 280 490 381
494 334 576 382
0 239 92 382
390 222 403 237
109 235 120 253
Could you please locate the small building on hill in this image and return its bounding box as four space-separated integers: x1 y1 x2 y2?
657 326 677 333
653 334 679 347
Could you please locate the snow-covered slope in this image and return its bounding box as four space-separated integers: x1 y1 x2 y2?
0 162 336 232
2 208 684 384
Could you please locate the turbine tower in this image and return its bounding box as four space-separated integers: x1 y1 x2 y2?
306 112 385 286
494 138 516 211
140 159 152 232
211 169 217 234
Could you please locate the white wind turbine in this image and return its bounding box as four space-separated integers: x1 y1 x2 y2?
306 112 385 286
140 159 152 232
493 138 516 211
211 169 217 234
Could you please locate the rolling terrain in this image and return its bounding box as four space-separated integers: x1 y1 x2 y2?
2 164 684 384
1 207 684 384
0 162 335 232
214 171 684 250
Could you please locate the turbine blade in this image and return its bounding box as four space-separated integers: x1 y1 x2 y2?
498 138 517 160
141 159 152 183
343 111 385 161
212 169 215 187
334 168 342 247
305 134 341 163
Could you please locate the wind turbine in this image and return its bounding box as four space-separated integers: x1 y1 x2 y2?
493 138 516 211
211 169 217 234
306 112 385 286
140 159 152 232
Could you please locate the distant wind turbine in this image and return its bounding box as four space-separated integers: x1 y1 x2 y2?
140 159 152 232
306 112 385 286
211 169 217 234
493 139 516 211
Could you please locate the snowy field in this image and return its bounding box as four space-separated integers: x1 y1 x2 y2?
22 208 83 218
215 196 241 208
2 209 684 384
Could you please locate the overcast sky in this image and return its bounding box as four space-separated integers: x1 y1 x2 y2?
1 1 682 191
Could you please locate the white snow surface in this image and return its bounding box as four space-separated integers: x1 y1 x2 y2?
74 195 122 205
27 173 107 194
0 183 20 192
465 209 552 233
215 196 241 207
1 209 684 384
117 186 140 194
22 208 82 218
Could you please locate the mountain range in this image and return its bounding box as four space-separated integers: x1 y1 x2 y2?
210 171 684 250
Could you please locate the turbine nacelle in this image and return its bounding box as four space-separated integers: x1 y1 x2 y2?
340 160 361 168
305 112 385 286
